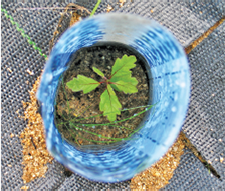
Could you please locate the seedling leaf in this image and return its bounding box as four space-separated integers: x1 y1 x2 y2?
92 67 104 77
66 54 139 122
109 54 138 94
110 54 137 80
110 80 138 94
66 75 100 94
99 85 122 121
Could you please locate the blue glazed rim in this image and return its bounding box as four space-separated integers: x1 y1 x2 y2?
37 13 190 183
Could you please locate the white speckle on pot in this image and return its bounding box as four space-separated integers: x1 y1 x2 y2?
171 107 176 112
174 93 178 101
159 80 163 86
164 101 169 107
180 82 186 87
45 73 53 83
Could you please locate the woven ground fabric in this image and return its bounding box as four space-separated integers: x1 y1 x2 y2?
1 2 69 190
182 21 225 181
163 149 223 190
1 1 224 190
117 1 224 47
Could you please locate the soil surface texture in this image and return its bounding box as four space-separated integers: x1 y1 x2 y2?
55 42 150 147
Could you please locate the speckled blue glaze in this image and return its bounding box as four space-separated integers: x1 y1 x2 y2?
37 13 190 183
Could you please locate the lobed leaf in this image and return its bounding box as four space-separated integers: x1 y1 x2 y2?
109 55 138 94
110 80 138 94
92 67 104 77
66 75 100 94
110 54 137 80
99 85 122 121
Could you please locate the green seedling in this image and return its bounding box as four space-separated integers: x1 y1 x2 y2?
66 54 138 121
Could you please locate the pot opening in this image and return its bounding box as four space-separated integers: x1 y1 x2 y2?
54 42 153 151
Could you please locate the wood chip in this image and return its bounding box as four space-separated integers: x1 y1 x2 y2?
7 68 12 73
26 69 34 75
106 4 113 13
21 186 29 190
118 0 126 7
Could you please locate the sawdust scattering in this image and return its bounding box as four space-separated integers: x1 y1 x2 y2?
131 134 185 190
20 77 53 184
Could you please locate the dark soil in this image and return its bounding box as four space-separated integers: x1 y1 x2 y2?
54 42 150 147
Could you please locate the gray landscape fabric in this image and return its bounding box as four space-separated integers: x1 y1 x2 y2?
1 1 225 189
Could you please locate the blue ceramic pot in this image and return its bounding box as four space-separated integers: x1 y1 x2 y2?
37 13 190 183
